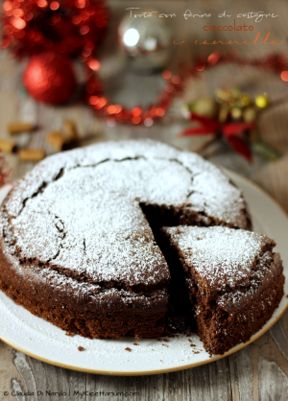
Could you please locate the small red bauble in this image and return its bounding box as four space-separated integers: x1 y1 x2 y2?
23 52 77 105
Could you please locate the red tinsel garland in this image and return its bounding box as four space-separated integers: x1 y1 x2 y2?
86 69 183 126
192 52 288 78
87 52 288 126
2 0 109 59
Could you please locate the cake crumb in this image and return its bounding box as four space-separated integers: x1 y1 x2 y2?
125 347 132 352
188 338 200 354
78 346 86 352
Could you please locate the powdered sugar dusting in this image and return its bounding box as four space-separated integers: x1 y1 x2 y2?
164 226 273 290
1 140 249 287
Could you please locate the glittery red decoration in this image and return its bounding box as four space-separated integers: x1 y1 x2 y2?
23 52 77 104
86 52 288 126
2 0 288 128
86 68 184 126
2 0 109 59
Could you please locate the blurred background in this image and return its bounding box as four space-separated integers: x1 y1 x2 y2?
0 0 288 208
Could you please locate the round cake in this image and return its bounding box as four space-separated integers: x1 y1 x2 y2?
0 140 283 354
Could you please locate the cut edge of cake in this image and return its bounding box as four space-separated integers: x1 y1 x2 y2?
162 225 285 354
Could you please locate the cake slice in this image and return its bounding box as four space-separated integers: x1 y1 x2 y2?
162 226 284 354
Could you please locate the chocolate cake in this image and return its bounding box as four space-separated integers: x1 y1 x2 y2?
0 139 283 354
162 226 284 354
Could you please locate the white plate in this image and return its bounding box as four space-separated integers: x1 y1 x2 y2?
0 170 287 376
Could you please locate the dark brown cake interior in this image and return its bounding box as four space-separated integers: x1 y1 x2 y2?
162 226 284 354
140 204 195 332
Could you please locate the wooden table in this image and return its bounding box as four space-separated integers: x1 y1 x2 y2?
1 1 288 400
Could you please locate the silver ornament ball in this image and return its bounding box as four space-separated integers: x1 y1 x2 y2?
119 12 172 71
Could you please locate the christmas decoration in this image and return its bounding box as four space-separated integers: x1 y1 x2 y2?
2 0 108 105
86 52 288 126
2 0 288 128
179 52 288 160
183 88 279 162
2 0 109 60
119 12 172 71
190 52 288 80
23 52 77 104
86 69 183 125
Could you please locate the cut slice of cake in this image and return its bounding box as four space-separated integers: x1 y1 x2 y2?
162 226 284 354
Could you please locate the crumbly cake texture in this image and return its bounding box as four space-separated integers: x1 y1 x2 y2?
1 138 280 352
162 226 284 354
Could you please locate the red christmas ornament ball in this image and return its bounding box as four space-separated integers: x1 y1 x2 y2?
23 52 77 104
